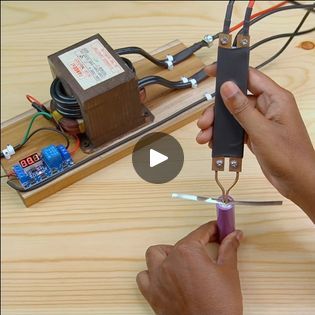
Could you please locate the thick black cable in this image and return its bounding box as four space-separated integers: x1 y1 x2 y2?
243 4 253 36
256 7 313 69
173 41 209 65
115 47 167 68
138 69 208 90
233 3 315 46
118 4 315 70
223 0 235 33
116 40 209 69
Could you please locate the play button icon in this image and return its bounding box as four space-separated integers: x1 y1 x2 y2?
132 132 184 184
150 149 168 167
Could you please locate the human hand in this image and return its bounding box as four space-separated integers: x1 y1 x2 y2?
137 221 243 315
196 65 315 222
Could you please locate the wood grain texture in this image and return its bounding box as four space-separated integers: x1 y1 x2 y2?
1 1 315 315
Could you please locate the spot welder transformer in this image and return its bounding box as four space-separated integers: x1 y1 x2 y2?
48 34 153 150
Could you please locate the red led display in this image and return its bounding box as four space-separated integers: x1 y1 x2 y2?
19 153 41 168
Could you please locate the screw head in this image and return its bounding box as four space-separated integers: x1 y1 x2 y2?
241 38 249 46
203 34 213 46
230 160 238 168
220 36 229 45
216 160 224 167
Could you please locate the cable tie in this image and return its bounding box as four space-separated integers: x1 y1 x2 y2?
165 60 174 70
166 55 174 62
204 92 213 101
181 77 189 84
2 145 15 160
189 79 198 89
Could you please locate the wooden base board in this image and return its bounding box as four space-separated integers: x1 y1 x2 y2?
1 40 215 206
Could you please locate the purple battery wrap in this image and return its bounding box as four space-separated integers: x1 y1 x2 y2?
216 196 235 242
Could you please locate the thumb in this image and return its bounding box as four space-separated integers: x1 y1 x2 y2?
220 81 266 135
217 230 243 267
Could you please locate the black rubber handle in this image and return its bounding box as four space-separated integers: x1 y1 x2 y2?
212 46 250 158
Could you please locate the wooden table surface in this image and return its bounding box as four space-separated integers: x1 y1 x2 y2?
1 1 315 314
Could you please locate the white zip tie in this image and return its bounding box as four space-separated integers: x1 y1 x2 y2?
189 79 198 89
165 60 174 70
181 76 189 84
165 55 174 70
204 92 213 101
2 145 15 160
166 55 174 62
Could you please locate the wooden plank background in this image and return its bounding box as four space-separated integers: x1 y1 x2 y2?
1 1 315 314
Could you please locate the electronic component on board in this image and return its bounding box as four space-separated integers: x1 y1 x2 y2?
12 145 74 189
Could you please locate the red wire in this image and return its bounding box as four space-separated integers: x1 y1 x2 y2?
248 0 255 9
229 1 288 33
69 135 81 156
26 94 44 106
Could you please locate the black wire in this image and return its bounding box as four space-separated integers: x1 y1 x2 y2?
116 40 209 69
138 69 208 90
23 127 70 149
243 5 253 36
31 103 51 118
1 127 70 160
115 47 167 68
256 7 313 69
250 27 315 50
233 3 315 46
223 0 235 33
117 4 315 70
288 0 315 12
50 78 82 119
173 41 209 65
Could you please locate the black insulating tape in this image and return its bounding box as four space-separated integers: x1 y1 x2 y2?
212 46 249 158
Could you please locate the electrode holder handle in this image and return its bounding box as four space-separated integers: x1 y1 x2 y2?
212 34 250 172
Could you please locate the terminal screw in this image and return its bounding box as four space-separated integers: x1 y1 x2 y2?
220 36 229 45
241 38 249 47
216 160 224 167
230 160 238 168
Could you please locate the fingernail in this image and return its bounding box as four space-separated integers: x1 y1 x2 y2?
221 81 239 99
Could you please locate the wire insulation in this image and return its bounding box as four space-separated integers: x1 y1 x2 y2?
256 6 313 69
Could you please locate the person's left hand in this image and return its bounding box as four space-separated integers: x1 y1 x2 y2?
137 221 243 315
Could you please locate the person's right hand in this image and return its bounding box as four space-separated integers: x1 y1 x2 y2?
196 65 315 222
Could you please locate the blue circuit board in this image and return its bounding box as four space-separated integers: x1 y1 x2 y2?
12 144 74 189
